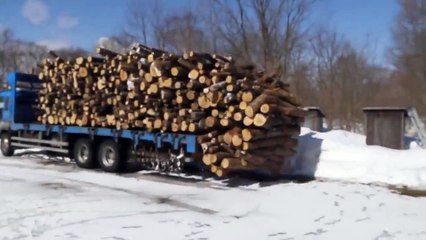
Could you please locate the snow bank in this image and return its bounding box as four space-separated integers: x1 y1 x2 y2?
287 128 426 189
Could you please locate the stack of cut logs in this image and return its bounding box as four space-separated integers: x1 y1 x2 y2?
37 43 306 177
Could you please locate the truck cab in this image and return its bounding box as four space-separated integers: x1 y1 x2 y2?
0 73 40 156
0 72 39 127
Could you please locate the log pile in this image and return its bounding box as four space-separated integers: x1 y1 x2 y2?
37 44 306 177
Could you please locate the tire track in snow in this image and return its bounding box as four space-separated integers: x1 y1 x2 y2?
0 155 235 191
37 209 187 236
0 160 217 215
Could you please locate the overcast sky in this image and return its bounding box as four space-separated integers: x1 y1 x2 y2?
0 0 399 64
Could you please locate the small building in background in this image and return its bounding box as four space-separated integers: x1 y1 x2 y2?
303 107 325 132
362 107 408 150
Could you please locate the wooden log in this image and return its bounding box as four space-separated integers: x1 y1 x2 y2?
48 50 60 59
244 93 278 118
144 73 153 82
119 69 128 81
78 67 88 78
242 91 255 103
177 58 196 69
223 127 241 145
178 108 189 117
96 47 120 58
188 69 199 80
186 90 197 101
180 120 189 132
75 57 86 65
202 154 213 165
231 134 243 147
87 56 105 64
263 88 302 106
188 123 197 132
201 142 217 154
211 109 219 117
207 91 223 107
243 116 253 126
186 79 203 90
210 165 218 174
159 77 173 88
253 114 283 128
241 154 267 166
211 152 233 164
261 104 307 118
205 116 219 128
220 118 231 127
215 167 229 177
239 101 248 110
154 119 162 129
150 59 166 77
190 111 206 121
221 158 247 169
233 112 243 122
161 89 174 100
171 66 189 78
203 81 227 94
197 95 210 109
242 137 298 151
241 126 300 141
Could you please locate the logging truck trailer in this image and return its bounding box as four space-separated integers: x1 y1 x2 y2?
0 72 198 172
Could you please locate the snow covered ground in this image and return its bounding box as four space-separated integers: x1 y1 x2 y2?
0 154 426 239
1 128 426 239
288 128 426 189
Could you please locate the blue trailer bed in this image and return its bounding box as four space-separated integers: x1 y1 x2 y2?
10 123 197 153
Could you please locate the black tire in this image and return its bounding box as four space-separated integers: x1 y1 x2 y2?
97 139 126 172
73 138 97 169
1 133 14 157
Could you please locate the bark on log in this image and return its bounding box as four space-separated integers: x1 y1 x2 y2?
241 126 300 141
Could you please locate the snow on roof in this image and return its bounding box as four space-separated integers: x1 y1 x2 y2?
303 106 325 117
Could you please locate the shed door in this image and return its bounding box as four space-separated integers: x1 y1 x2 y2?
366 111 405 149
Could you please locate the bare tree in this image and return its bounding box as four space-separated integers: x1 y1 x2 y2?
127 0 150 45
310 27 384 130
392 0 426 114
289 62 319 106
208 0 254 60
126 0 167 48
153 10 206 53
126 0 208 53
0 28 15 77
208 0 313 78
0 28 47 77
309 27 347 127
54 48 89 60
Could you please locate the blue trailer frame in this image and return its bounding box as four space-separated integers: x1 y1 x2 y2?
0 72 198 154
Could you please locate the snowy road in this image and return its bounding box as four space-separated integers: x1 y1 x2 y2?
1 154 426 240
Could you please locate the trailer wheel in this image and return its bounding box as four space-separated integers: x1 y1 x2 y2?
98 139 125 172
73 138 97 169
1 133 14 157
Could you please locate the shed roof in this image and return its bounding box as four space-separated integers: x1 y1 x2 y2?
362 107 408 116
303 106 325 117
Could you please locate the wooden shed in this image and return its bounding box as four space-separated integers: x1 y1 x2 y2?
363 107 408 149
303 107 325 132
